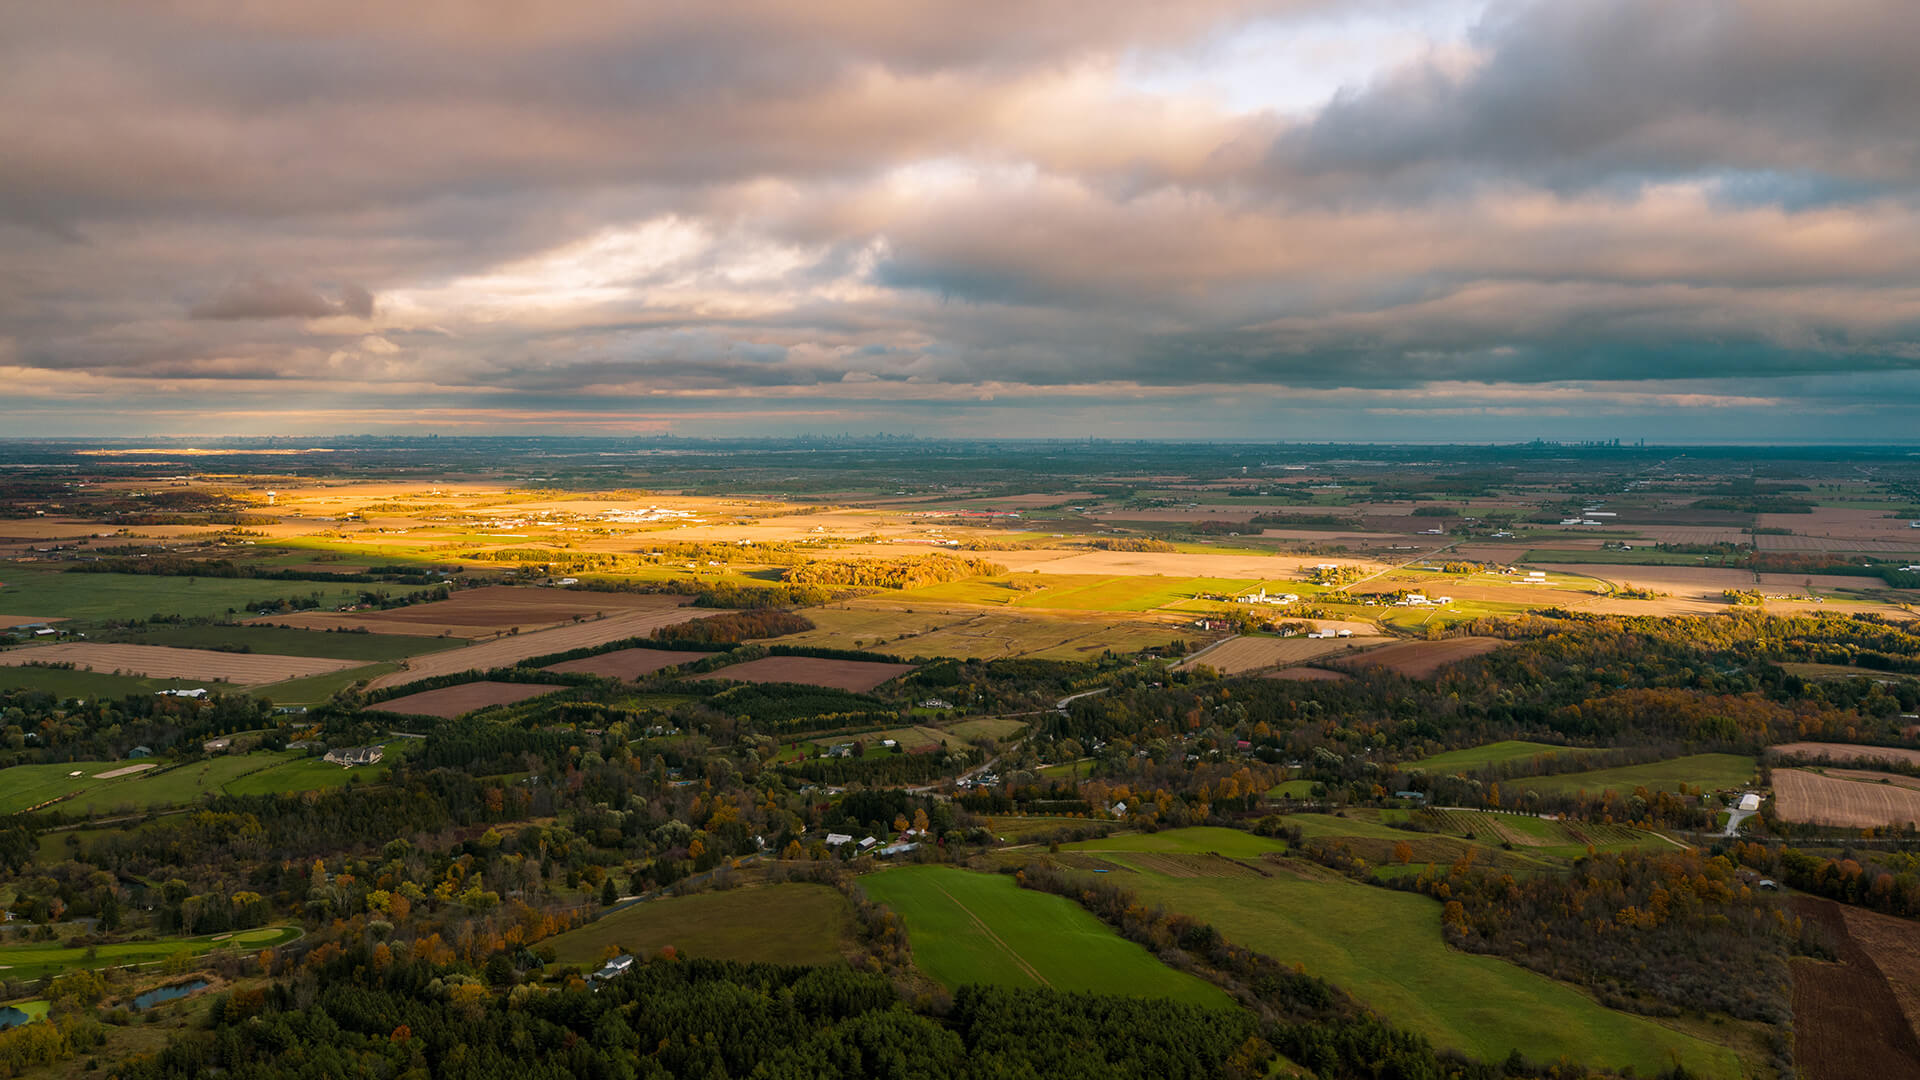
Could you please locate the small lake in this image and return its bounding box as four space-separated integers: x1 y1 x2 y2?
0 1005 28 1030
131 980 208 1010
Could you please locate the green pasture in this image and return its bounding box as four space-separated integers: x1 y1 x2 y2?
858 866 1229 1007
1062 826 1287 859
1112 868 1741 1078
100 624 464 661
980 815 1115 841
548 884 851 968
2 749 381 816
0 568 439 625
0 666 200 698
0 926 299 981
1266 779 1317 798
1521 753 1756 797
1409 740 1586 773
253 662 397 706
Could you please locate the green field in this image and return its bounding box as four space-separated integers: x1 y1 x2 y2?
252 662 398 705
1522 753 1756 797
0 568 439 625
1265 779 1317 798
100 624 464 660
1063 826 1287 859
980 815 1117 841
0 926 300 980
0 666 201 698
1409 740 1586 773
548 884 851 967
898 573 1304 614
1 750 381 815
1111 866 1741 1077
858 866 1229 1007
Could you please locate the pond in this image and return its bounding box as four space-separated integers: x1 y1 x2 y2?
0 1005 28 1030
131 980 208 1010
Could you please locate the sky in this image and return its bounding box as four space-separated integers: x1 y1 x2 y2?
4 0 1920 442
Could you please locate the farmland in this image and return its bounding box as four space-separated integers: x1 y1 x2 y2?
1337 637 1506 678
0 642 356 685
0 568 440 625
704 655 916 692
364 607 715 689
548 884 852 967
0 926 300 981
0 664 202 697
857 866 1229 1007
542 647 712 679
100 623 464 661
247 585 697 636
1772 742 1920 767
1176 635 1365 675
1791 898 1920 1079
1409 740 1584 773
0 750 375 816
1522 753 1757 797
376 680 564 719
1105 862 1742 1077
1062 826 1288 859
860 609 1196 661
1774 767 1920 828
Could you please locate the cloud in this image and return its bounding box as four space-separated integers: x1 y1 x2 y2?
189 278 375 320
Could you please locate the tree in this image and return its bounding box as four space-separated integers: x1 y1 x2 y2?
600 877 618 907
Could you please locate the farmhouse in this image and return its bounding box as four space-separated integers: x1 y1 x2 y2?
592 954 635 984
323 746 384 767
1233 588 1298 606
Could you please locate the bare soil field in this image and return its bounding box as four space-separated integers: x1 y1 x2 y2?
376 680 563 718
1338 637 1506 678
860 609 1199 662
0 642 355 685
1176 635 1364 675
367 608 717 689
1757 534 1920 554
0 615 62 628
1792 898 1920 1080
542 647 712 679
1842 904 1920 1044
1629 526 1751 545
1773 743 1920 767
1763 507 1920 542
1774 768 1920 829
703 655 915 692
94 763 159 779
249 586 694 636
1263 666 1351 682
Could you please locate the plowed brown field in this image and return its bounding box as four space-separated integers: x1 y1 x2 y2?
1775 768 1920 828
0 642 354 685
367 607 720 689
377 681 563 719
1339 637 1505 678
702 655 915 692
542 647 712 679
1773 742 1920 768
1792 898 1920 1080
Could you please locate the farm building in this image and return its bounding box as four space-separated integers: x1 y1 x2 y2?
1233 588 1299 605
824 833 855 847
127 746 153 758
324 746 384 767
592 954 635 984
1738 793 1762 812
158 688 208 699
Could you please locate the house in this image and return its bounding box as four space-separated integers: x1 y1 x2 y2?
1758 879 1778 890
1394 790 1427 803
323 746 384 767
1110 800 1128 817
553 577 579 586
592 954 635 983
127 746 153 758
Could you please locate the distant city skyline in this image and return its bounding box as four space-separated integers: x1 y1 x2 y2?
4 1 1918 440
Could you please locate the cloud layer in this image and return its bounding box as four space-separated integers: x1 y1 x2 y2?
3 0 1918 438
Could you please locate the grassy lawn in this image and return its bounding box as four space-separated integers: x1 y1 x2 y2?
1409 740 1586 773
1113 868 1741 1078
981 815 1115 841
219 755 385 796
1266 779 1317 798
99 624 466 660
1276 813 1422 841
0 567 439 625
1062 826 1287 859
0 926 299 980
858 866 1229 1007
0 666 201 698
548 884 852 967
1522 753 1756 797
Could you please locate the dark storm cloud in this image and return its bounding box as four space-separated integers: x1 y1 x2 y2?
190 278 374 320
1273 0 1920 195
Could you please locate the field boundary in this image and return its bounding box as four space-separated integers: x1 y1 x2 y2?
935 882 1050 987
